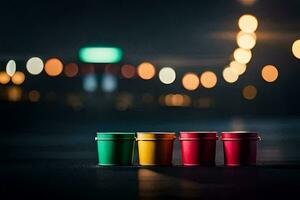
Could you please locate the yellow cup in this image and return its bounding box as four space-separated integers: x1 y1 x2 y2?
136 132 176 166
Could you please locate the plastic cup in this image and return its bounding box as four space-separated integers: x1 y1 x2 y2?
221 131 260 166
136 132 176 166
95 132 135 166
179 131 218 166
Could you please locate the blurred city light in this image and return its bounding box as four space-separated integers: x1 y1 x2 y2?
28 90 40 102
236 31 256 49
237 0 257 6
182 73 200 91
7 86 22 102
121 64 136 79
159 67 176 84
200 71 217 89
164 94 191 107
292 39 300 59
81 64 95 75
238 14 258 33
243 85 257 100
137 62 156 80
261 65 279 82
101 73 117 93
11 71 25 85
45 58 63 77
64 63 79 77
229 60 247 75
6 60 16 77
233 48 252 64
26 57 44 75
105 64 119 75
0 71 10 84
79 47 123 63
223 67 239 83
83 74 98 92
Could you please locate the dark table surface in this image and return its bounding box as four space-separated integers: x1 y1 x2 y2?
1 114 300 199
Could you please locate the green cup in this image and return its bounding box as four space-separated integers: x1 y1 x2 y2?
95 132 135 166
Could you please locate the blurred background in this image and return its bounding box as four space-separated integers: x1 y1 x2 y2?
0 0 299 116
1 0 300 164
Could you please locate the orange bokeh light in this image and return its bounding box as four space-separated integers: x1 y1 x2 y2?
200 71 217 89
0 71 10 84
261 65 279 83
121 64 136 79
45 58 63 76
182 73 200 91
12 71 25 85
64 63 79 77
137 62 156 80
243 85 257 100
28 90 41 102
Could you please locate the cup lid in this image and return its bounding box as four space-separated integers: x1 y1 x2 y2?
137 132 176 139
96 132 135 139
180 131 218 139
221 131 259 139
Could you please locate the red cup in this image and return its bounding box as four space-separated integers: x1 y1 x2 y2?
179 131 218 166
221 131 260 166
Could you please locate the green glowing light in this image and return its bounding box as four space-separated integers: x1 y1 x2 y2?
79 47 123 63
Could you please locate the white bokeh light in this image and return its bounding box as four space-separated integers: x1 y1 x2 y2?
6 60 16 77
26 57 44 75
159 67 176 84
223 67 239 83
101 73 117 93
83 74 98 92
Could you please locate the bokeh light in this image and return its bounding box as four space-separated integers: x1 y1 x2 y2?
243 85 257 100
7 86 22 102
200 71 217 89
26 57 44 75
261 65 279 83
0 71 10 84
223 67 239 83
159 67 176 84
121 64 136 79
105 64 119 75
12 71 25 85
101 73 117 93
238 14 258 33
237 0 257 6
233 48 252 64
237 31 256 49
292 39 300 59
45 58 63 77
79 47 123 63
6 60 16 77
81 64 95 75
182 73 200 91
164 94 191 107
230 60 247 75
28 90 40 102
83 74 98 92
64 63 79 77
137 62 156 80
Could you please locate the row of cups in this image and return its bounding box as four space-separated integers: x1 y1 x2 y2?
95 131 261 166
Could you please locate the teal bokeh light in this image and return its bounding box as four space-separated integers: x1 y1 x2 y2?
79 47 123 63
